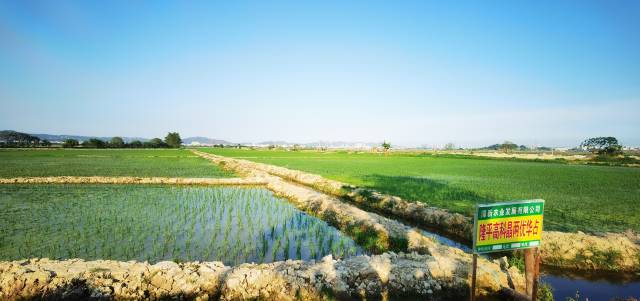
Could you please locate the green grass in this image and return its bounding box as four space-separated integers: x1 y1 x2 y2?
200 148 640 233
0 185 363 264
0 149 233 178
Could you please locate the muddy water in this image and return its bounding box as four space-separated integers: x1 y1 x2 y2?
420 228 640 300
541 267 640 300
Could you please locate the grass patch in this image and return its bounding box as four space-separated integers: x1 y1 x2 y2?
508 251 525 272
344 222 387 254
0 149 233 178
575 247 623 271
537 282 555 301
199 148 640 233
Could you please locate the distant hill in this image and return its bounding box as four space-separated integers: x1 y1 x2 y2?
31 133 148 143
252 140 380 148
182 137 232 145
303 141 380 148
257 140 292 146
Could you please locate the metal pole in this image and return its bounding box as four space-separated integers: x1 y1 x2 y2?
470 253 478 301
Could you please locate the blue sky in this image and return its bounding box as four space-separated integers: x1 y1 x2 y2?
1 0 638 147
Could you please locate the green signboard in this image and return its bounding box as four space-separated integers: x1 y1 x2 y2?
472 199 545 253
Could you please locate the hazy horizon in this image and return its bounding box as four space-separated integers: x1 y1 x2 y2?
1 1 639 147
4 128 638 149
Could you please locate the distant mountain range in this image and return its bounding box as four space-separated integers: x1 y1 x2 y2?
302 141 380 148
182 136 232 145
253 140 381 148
12 131 381 148
31 133 149 143
29 132 233 145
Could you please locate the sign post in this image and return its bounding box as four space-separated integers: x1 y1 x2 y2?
470 200 545 301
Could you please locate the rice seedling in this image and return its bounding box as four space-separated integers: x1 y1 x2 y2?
0 184 365 265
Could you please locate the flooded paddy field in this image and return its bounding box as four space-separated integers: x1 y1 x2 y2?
0 185 364 265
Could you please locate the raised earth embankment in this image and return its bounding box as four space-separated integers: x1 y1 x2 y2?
1 253 523 300
0 176 265 185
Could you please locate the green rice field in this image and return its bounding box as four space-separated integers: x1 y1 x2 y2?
0 149 232 178
0 185 363 265
200 148 640 233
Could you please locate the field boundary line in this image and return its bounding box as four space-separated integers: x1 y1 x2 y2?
0 176 267 186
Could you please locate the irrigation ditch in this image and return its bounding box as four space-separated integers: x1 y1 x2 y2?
189 150 640 300
0 155 525 300
0 150 637 300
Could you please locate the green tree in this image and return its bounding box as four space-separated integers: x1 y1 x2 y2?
62 139 79 148
82 138 106 148
381 141 391 155
110 137 125 148
164 132 182 148
40 140 52 147
500 141 518 153
145 138 166 148
129 140 143 148
580 137 623 156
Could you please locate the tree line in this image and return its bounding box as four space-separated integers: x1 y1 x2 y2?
62 132 182 148
0 130 182 149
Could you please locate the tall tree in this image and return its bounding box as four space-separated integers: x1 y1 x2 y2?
580 137 623 156
381 141 391 155
500 141 518 153
110 137 125 148
164 132 182 148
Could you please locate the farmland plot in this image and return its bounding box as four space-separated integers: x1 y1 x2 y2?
200 148 640 233
0 149 233 178
0 185 363 265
